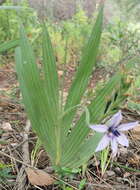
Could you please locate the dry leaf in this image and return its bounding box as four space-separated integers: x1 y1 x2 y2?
128 154 140 166
58 70 63 77
132 125 140 139
1 122 13 131
25 168 55 186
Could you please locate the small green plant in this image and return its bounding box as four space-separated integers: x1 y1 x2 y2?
0 163 15 183
100 147 111 176
15 2 129 170
78 178 86 190
31 138 42 166
14 2 132 173
15 4 102 169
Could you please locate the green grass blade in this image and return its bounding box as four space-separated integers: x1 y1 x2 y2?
0 39 19 53
63 5 104 134
15 26 58 163
61 73 122 167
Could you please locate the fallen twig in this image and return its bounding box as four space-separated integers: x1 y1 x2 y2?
15 120 31 190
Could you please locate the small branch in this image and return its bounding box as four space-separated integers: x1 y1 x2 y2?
15 120 31 190
0 151 31 168
22 120 31 165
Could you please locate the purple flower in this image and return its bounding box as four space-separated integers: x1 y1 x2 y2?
89 110 138 156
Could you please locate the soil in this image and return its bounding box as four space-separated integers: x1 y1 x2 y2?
0 60 140 190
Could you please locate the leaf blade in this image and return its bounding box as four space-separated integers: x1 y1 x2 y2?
15 26 58 162
42 23 59 119
63 5 104 134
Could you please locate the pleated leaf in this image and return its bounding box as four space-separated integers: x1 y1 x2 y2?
15 26 59 163
42 24 61 165
42 24 59 120
64 133 103 168
62 5 103 135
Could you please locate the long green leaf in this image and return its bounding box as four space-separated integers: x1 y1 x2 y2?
0 39 19 53
42 24 59 118
42 24 61 164
15 26 58 163
62 5 104 135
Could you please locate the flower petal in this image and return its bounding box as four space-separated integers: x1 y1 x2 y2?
95 134 110 152
108 110 122 128
116 133 129 147
118 121 139 131
111 138 118 157
89 125 108 133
